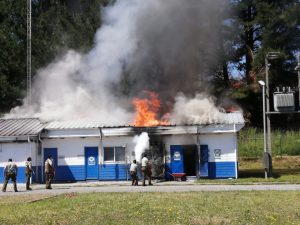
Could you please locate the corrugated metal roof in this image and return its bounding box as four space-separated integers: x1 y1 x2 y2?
0 118 45 136
45 120 132 129
45 112 244 130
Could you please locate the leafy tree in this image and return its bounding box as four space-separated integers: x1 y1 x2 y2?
0 0 27 111
230 0 300 127
0 0 108 113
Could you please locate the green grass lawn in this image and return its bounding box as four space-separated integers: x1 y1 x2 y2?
0 192 300 225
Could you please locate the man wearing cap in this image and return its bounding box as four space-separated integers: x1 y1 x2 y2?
2 159 18 192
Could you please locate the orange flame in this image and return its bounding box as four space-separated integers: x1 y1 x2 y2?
132 91 170 126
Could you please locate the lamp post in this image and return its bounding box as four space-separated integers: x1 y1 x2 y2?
258 80 267 179
264 52 280 177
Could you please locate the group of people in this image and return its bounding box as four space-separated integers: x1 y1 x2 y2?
1 155 55 192
2 153 152 192
130 153 152 186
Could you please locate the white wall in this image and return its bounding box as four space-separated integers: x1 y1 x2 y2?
0 142 38 167
200 133 237 162
41 132 237 166
42 136 137 166
43 138 99 166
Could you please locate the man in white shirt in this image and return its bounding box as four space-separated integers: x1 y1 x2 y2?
141 153 152 186
130 159 138 186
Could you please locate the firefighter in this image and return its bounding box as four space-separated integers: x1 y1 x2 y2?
25 157 33 191
2 159 18 192
44 155 54 189
141 153 152 186
130 159 138 186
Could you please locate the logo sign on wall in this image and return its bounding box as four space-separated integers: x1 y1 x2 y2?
88 156 96 165
174 151 181 161
214 149 222 159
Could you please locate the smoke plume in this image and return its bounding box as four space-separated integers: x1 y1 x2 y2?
133 132 149 162
6 0 230 124
170 93 225 124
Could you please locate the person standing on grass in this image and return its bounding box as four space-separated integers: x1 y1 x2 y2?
130 159 138 186
44 155 54 189
141 153 152 186
2 159 18 192
25 157 33 191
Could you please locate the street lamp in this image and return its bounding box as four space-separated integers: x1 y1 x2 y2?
258 80 267 179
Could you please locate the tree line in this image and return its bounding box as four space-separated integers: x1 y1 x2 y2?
0 0 299 127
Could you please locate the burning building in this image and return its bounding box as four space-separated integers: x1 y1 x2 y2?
0 111 244 184
1 0 244 183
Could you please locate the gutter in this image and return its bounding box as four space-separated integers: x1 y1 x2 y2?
98 127 103 180
27 136 35 184
196 126 200 179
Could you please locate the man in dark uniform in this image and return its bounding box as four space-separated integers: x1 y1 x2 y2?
25 157 33 191
44 155 54 189
2 159 18 192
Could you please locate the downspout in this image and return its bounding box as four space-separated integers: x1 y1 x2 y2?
38 134 43 183
124 144 128 181
28 136 32 184
98 127 103 180
196 126 200 179
234 123 238 179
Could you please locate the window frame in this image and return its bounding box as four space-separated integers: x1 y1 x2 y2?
103 146 125 163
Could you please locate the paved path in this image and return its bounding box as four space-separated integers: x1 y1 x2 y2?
1 181 300 196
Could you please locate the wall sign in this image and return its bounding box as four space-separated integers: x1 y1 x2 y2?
174 151 181 161
88 156 96 165
214 149 222 159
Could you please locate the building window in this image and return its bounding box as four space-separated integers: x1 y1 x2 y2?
104 146 125 162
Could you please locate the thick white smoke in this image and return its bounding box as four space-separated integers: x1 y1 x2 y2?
133 132 149 162
170 93 225 124
6 0 231 125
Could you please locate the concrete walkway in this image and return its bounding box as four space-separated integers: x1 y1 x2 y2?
1 180 300 196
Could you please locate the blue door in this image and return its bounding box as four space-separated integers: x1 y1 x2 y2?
44 148 58 182
85 147 99 179
200 145 209 177
170 145 184 173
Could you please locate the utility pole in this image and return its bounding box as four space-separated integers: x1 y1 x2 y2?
297 54 300 108
265 56 272 176
258 80 267 179
27 0 32 108
264 52 280 177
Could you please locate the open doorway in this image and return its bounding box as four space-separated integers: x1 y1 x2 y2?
183 145 197 176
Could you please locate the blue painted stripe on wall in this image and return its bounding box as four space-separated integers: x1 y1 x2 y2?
208 162 236 178
55 165 86 182
99 164 129 180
